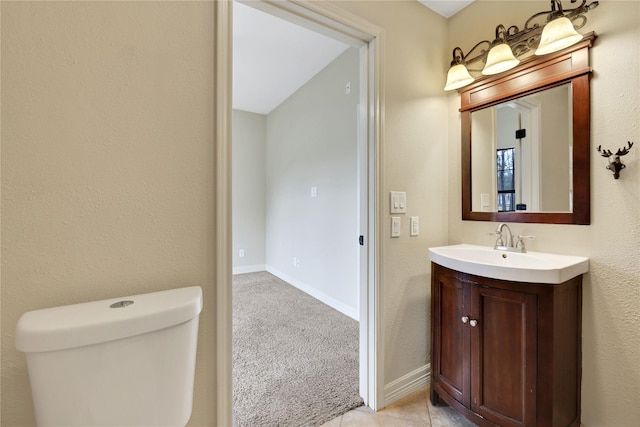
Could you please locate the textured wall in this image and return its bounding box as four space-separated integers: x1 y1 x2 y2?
7 1 634 423
448 1 640 425
1 2 216 425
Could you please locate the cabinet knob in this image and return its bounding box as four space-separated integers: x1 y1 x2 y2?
469 319 478 327
461 316 469 324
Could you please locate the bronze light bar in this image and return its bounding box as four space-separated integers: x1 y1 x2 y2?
444 0 599 91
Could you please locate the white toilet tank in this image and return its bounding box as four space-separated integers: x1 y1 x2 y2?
15 286 203 427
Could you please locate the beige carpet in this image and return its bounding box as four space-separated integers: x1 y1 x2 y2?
232 271 363 427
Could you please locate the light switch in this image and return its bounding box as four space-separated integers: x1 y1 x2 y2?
410 216 419 236
391 217 401 237
311 187 318 198
390 191 407 213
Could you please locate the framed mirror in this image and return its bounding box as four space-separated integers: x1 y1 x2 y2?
460 33 595 224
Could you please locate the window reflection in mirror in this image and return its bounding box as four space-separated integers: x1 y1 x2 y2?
497 148 515 212
471 83 573 214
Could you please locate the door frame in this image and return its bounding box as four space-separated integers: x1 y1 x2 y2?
215 1 385 425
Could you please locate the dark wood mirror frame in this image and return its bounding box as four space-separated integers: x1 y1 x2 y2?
460 33 596 225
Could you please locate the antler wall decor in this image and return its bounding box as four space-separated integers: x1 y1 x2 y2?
597 141 634 179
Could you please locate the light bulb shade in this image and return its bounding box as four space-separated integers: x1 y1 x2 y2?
535 16 583 55
444 63 474 91
482 43 520 75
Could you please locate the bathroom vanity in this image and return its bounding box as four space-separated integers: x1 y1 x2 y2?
429 245 588 427
436 8 598 425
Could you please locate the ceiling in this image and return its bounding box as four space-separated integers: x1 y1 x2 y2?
418 0 474 19
233 1 474 115
233 2 350 114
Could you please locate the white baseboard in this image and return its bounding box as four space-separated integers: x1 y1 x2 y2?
384 364 431 407
232 264 266 275
265 265 359 321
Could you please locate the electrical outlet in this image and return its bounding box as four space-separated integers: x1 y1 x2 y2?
481 193 490 211
239 249 245 257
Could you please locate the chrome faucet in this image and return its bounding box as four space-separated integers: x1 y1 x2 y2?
494 223 513 250
493 223 535 253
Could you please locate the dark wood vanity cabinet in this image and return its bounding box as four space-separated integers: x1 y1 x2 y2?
430 263 582 427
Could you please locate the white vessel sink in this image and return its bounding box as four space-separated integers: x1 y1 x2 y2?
428 244 589 284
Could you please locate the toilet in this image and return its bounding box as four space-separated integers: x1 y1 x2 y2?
15 286 203 427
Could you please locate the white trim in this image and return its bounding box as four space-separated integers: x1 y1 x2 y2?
531 103 541 210
265 266 359 321
370 33 385 411
357 46 369 403
240 0 366 48
383 364 431 407
511 99 541 212
232 264 267 275
215 1 233 426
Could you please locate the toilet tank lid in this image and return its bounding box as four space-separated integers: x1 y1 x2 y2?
16 286 203 353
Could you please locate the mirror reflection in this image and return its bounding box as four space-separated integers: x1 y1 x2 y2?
471 84 573 213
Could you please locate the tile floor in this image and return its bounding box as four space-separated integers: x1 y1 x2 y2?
320 388 478 427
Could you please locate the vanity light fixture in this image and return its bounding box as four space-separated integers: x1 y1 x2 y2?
444 0 599 91
482 26 520 76
535 0 584 55
443 47 475 91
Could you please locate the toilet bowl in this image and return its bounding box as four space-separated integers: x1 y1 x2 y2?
15 286 202 427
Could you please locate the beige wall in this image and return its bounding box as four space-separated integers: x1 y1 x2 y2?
0 1 452 423
1 2 216 425
448 1 640 426
3 0 636 425
335 1 450 386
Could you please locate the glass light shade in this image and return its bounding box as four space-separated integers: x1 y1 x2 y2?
535 16 583 55
444 63 474 91
482 43 520 75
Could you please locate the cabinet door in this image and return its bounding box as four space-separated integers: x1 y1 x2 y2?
470 285 537 427
432 272 470 406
